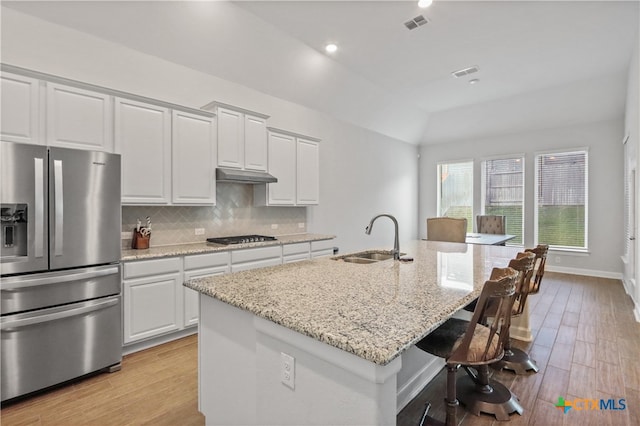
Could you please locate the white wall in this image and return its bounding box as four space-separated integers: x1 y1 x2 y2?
623 31 640 317
419 119 625 277
0 8 418 254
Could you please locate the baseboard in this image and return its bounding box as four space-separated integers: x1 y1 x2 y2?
546 265 623 280
396 356 445 413
123 327 197 356
635 304 640 322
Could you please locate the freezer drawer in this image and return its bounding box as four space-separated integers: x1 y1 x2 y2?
1 264 121 315
1 295 122 401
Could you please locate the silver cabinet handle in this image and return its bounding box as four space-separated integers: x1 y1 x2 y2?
0 265 120 291
0 297 119 330
53 159 64 256
34 157 44 258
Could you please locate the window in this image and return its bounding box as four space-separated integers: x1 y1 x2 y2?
481 157 524 244
535 150 588 250
437 161 473 232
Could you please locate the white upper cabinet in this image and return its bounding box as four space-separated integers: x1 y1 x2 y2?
172 110 216 205
266 131 296 205
296 138 320 205
46 83 113 151
243 114 268 171
217 107 244 169
0 72 41 145
115 97 171 205
210 103 268 171
256 129 320 206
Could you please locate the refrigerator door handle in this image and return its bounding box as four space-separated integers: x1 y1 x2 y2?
53 159 64 256
34 157 44 258
0 297 119 330
0 265 120 291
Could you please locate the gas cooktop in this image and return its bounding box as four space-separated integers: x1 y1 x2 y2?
206 235 277 245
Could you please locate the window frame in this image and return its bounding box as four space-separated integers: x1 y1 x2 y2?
480 154 525 246
436 159 474 232
533 148 589 252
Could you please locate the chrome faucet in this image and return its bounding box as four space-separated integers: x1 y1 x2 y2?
365 214 400 260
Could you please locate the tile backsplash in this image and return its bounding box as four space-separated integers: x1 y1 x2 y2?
122 183 306 248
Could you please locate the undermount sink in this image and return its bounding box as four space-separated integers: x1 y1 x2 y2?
332 250 397 264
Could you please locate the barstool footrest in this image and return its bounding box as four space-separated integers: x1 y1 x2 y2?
456 375 523 421
492 347 539 374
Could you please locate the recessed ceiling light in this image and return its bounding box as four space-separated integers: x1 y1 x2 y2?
325 43 338 53
469 79 479 85
418 0 433 8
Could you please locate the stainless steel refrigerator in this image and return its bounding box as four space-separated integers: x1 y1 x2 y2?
0 141 122 402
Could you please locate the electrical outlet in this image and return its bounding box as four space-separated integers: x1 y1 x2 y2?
298 222 305 229
195 228 205 236
281 352 295 389
271 224 279 230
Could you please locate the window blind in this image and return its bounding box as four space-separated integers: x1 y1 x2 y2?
437 161 473 232
481 157 524 244
535 151 588 250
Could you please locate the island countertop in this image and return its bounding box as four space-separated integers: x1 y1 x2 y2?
185 240 519 366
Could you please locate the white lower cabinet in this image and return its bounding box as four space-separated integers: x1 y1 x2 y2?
123 257 183 344
231 246 282 272
311 239 335 258
183 252 230 327
123 253 230 346
282 242 311 264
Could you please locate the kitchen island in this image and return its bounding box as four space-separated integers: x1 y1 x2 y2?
185 240 518 425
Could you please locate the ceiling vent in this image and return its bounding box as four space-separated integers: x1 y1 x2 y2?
451 66 480 78
404 15 428 30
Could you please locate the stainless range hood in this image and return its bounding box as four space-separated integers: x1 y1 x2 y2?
216 168 277 184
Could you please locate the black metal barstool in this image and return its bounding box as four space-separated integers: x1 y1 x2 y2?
415 267 520 426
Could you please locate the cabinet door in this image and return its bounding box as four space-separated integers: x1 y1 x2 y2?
267 131 296 205
172 110 216 205
183 266 227 327
244 114 267 171
123 272 182 344
1 72 41 145
296 139 320 205
217 107 244 169
115 98 171 204
46 83 112 151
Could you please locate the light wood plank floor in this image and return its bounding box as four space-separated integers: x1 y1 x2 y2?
2 272 638 426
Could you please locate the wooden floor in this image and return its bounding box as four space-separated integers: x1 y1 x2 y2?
1 272 638 426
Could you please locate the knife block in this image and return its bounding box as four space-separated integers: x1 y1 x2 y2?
131 229 150 249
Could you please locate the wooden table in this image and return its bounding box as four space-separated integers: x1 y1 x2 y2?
465 232 515 245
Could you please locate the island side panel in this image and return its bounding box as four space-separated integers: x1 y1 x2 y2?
254 321 400 425
199 295 257 425
199 293 402 425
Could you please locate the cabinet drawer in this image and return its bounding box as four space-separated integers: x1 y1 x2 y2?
231 246 282 264
184 252 229 271
311 239 334 252
282 242 310 256
124 257 182 279
283 253 310 264
231 257 282 273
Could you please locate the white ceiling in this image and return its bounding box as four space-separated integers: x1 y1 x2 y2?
3 0 638 144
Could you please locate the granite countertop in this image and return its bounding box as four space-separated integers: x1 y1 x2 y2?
185 240 519 365
121 233 336 261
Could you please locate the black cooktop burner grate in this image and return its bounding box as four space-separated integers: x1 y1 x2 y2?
206 235 277 245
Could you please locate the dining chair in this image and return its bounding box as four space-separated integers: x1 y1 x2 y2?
476 215 506 234
415 267 521 426
426 217 467 243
